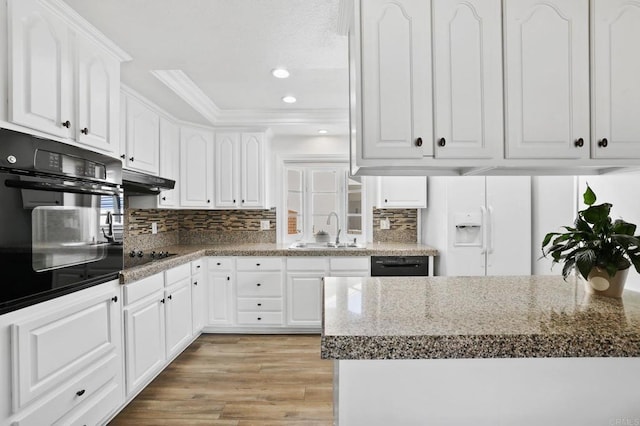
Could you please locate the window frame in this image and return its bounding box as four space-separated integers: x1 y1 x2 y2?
279 159 367 244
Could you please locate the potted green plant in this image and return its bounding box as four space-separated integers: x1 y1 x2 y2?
541 184 640 297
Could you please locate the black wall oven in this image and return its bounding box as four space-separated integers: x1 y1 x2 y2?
0 129 124 314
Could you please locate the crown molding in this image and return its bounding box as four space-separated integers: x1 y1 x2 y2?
216 108 348 126
151 70 221 125
40 0 132 62
152 69 348 129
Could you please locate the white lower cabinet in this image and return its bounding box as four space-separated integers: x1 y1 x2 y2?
203 255 370 332
191 258 207 334
123 263 195 398
123 273 166 397
236 257 284 326
207 257 235 326
286 258 328 328
1 280 123 426
329 257 371 277
164 279 192 360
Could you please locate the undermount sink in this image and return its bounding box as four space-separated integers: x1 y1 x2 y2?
288 242 366 250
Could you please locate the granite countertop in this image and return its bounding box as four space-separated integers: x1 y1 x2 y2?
321 275 640 360
120 242 438 284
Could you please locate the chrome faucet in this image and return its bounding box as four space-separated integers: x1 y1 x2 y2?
326 211 341 245
102 211 115 243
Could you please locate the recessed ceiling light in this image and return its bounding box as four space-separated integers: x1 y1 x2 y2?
282 96 297 104
318 129 328 134
272 68 290 79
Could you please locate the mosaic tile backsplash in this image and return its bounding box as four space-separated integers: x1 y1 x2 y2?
372 208 418 243
125 208 277 250
124 207 418 250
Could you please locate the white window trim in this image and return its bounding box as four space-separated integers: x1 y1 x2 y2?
276 154 368 244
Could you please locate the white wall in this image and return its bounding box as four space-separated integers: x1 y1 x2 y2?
577 175 640 293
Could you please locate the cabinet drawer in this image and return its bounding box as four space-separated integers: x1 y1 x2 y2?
236 257 282 271
330 257 370 271
287 257 327 271
191 258 204 274
165 263 191 286
208 257 234 271
55 378 121 426
123 273 164 305
14 353 119 426
237 298 283 312
237 311 283 325
237 272 283 297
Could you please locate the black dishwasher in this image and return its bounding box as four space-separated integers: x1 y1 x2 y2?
370 256 429 276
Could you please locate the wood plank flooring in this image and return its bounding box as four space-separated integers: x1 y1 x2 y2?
109 335 334 425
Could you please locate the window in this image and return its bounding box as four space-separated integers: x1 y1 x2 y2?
283 163 365 243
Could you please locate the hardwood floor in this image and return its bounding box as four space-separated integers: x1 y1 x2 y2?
109 335 334 425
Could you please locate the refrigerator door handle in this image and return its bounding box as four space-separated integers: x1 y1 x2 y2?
487 206 494 254
480 206 488 254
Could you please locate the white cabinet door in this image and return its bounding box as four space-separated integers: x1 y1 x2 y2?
504 0 589 159
359 0 432 159
208 272 234 325
158 118 180 207
164 280 192 359
240 133 265 208
180 126 213 208
125 96 159 174
432 0 503 159
286 272 323 327
191 271 206 334
8 0 73 138
124 294 165 396
592 0 640 159
377 176 427 208
76 36 119 154
214 132 239 208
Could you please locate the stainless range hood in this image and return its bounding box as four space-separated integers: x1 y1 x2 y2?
122 169 175 195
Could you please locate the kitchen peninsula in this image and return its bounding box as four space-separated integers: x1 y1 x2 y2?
322 276 640 425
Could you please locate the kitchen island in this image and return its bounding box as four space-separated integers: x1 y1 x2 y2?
322 276 640 425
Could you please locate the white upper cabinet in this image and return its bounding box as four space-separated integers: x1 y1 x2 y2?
124 95 160 174
8 0 73 139
7 0 128 154
76 36 120 154
213 131 270 209
432 0 503 159
503 0 590 159
214 132 239 208
158 118 180 207
358 0 432 160
592 0 640 159
376 176 427 208
180 126 213 208
241 132 266 208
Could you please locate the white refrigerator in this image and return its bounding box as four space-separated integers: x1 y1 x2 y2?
432 176 532 276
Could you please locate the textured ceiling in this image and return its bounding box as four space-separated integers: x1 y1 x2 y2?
63 0 349 135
